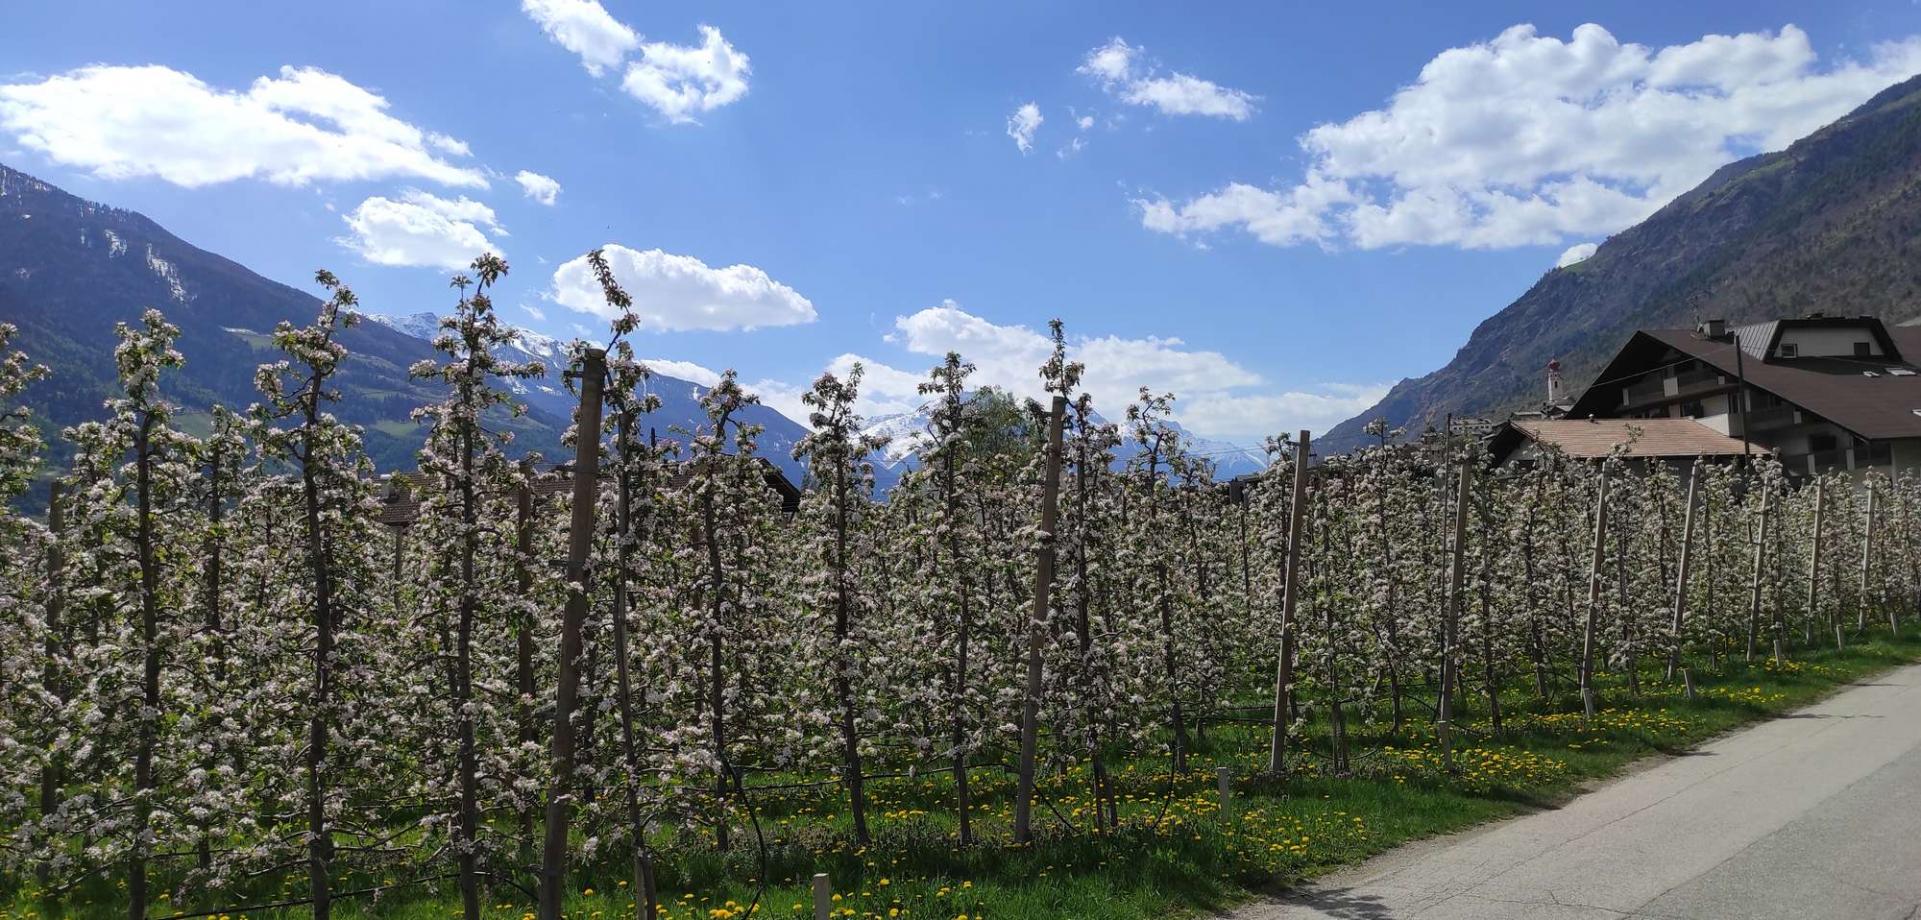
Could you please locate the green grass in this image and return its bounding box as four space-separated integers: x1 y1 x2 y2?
10 630 1921 920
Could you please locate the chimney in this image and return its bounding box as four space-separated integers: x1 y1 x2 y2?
1698 318 1727 338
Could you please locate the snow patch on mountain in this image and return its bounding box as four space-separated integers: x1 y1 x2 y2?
145 244 188 303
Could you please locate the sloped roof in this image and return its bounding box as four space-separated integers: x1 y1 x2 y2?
1567 324 1921 441
1728 315 1903 361
1499 418 1751 460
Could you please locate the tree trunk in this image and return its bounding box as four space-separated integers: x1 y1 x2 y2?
538 348 605 920
36 480 67 888
1070 426 1113 829
301 378 339 920
610 429 659 920
515 477 538 862
456 422 482 920
1015 396 1065 843
197 440 227 874
942 449 975 847
129 417 161 920
829 444 870 845
701 472 731 852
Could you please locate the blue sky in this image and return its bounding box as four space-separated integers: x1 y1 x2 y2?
4 0 1921 443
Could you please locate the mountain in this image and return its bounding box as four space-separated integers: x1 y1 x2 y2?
0 163 566 469
1320 73 1921 454
0 164 813 484
366 311 812 485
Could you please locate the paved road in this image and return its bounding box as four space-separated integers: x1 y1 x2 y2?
1241 662 1921 920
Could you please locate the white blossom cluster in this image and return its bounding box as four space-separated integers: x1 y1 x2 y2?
0 269 1914 914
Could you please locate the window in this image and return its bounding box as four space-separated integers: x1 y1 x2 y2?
1855 341 1873 357
1680 400 1705 417
1866 441 1893 468
1778 343 1799 358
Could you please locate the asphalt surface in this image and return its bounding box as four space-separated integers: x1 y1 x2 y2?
1241 662 1921 920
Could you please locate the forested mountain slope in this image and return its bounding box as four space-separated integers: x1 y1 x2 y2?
1322 73 1921 453
0 164 811 479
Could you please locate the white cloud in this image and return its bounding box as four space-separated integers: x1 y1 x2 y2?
822 353 927 417
521 0 639 76
1007 102 1043 154
515 170 561 205
621 25 751 123
1078 37 1257 121
1079 38 1140 85
523 0 749 124
338 191 506 269
641 358 721 387
1138 174 1353 247
1556 242 1599 267
744 377 811 426
1142 24 1921 251
752 304 1379 441
522 303 547 321
857 302 1357 440
548 244 816 332
1176 384 1392 441
0 64 484 189
885 302 1262 405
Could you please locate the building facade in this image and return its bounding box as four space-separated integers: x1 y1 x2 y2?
1562 314 1921 477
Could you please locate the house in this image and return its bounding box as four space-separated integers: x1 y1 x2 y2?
1488 418 1751 470
1554 314 1921 477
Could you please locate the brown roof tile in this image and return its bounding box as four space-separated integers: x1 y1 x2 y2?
1636 326 1921 440
1505 418 1751 459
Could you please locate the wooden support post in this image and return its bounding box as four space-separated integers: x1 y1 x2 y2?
1014 395 1065 845
1267 430 1310 775
812 874 832 920
1746 487 1772 663
1807 482 1835 650
1217 766 1233 816
1439 458 1470 769
1863 483 1882 634
1666 465 1700 682
1580 466 1611 722
539 347 606 920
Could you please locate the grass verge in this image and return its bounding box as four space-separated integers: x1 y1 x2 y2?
10 631 1921 920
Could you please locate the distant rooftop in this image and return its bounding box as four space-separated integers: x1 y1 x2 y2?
1497 418 1750 460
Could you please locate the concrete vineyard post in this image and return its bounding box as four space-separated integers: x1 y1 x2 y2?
812 874 832 920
